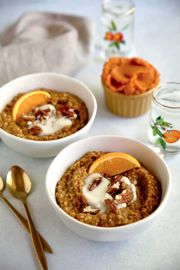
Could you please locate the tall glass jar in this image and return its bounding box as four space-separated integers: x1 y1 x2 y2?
100 0 135 58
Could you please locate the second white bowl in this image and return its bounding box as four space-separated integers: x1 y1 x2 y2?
46 135 171 242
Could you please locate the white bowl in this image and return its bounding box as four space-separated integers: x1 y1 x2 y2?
0 73 97 157
46 135 171 242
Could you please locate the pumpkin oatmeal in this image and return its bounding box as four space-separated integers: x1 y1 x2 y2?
55 151 161 227
0 89 89 141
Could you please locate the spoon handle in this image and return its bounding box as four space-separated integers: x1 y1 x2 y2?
1 196 52 254
23 201 48 270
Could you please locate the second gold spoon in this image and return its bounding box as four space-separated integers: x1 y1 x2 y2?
6 166 48 270
0 175 52 254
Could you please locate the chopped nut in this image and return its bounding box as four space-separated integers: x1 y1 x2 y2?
56 103 77 119
107 178 121 196
109 175 122 187
112 182 120 189
28 125 42 135
65 110 75 118
56 104 69 114
34 108 51 121
88 177 102 191
112 175 121 182
114 188 133 205
105 199 117 213
107 185 120 196
35 109 44 118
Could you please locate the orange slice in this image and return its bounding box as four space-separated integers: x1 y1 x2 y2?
12 90 51 121
89 152 141 176
163 130 180 143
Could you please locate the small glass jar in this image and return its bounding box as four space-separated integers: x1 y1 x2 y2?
100 0 135 58
148 82 180 154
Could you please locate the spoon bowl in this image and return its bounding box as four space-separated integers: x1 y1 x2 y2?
0 176 4 193
7 166 31 200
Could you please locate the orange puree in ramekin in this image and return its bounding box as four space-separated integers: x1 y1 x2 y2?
102 57 160 95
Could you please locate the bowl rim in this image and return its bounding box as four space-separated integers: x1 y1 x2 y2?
46 135 171 231
0 72 97 144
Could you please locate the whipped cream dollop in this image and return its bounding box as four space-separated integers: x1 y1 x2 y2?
27 104 74 136
82 173 137 213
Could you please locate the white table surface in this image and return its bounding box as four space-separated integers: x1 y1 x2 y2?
0 0 180 269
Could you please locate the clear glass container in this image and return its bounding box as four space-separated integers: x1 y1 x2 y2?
148 82 180 153
100 0 135 58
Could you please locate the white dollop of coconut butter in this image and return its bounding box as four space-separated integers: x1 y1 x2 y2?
82 174 137 213
31 104 72 136
82 173 112 213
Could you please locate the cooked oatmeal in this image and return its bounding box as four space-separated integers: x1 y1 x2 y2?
55 151 161 227
0 89 88 141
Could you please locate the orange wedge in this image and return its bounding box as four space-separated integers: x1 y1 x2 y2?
89 152 141 176
12 90 51 121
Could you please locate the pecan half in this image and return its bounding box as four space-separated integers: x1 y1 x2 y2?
28 125 42 135
105 199 117 213
88 177 102 191
76 196 86 211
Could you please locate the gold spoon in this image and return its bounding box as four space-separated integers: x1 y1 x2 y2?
0 175 52 254
6 166 48 270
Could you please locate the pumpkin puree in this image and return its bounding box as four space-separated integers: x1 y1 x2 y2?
102 57 160 95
